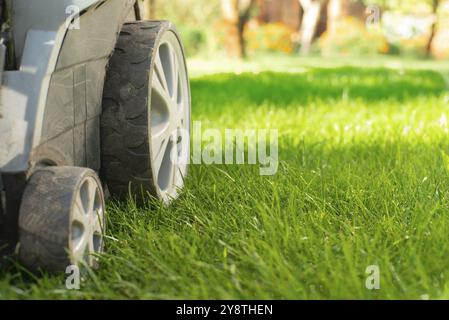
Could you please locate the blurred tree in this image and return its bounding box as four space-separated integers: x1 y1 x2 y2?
137 0 153 19
149 0 157 19
257 0 302 30
327 0 343 34
298 0 328 54
221 0 256 58
315 0 330 37
426 0 440 56
328 0 368 33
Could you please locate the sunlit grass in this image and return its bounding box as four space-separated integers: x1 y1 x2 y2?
188 54 449 77
1 56 449 299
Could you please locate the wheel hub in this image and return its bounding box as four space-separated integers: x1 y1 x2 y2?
150 34 190 203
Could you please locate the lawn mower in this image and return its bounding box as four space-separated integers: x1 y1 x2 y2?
0 0 191 273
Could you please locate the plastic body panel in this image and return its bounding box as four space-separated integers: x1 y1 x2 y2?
33 0 135 171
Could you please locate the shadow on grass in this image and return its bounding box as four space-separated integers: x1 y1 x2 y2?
192 67 447 108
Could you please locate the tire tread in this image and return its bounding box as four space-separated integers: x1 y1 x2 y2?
101 21 172 199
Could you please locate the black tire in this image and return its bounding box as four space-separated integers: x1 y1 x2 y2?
101 20 190 202
18 167 105 273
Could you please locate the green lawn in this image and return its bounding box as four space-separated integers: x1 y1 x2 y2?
2 55 449 299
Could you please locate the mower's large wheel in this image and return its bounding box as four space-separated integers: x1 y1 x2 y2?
101 21 191 204
18 167 105 273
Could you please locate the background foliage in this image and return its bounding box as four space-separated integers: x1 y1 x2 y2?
142 0 449 60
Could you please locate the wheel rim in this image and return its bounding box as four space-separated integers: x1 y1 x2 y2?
70 176 105 267
150 32 190 203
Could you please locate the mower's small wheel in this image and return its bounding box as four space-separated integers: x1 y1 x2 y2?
18 167 106 273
